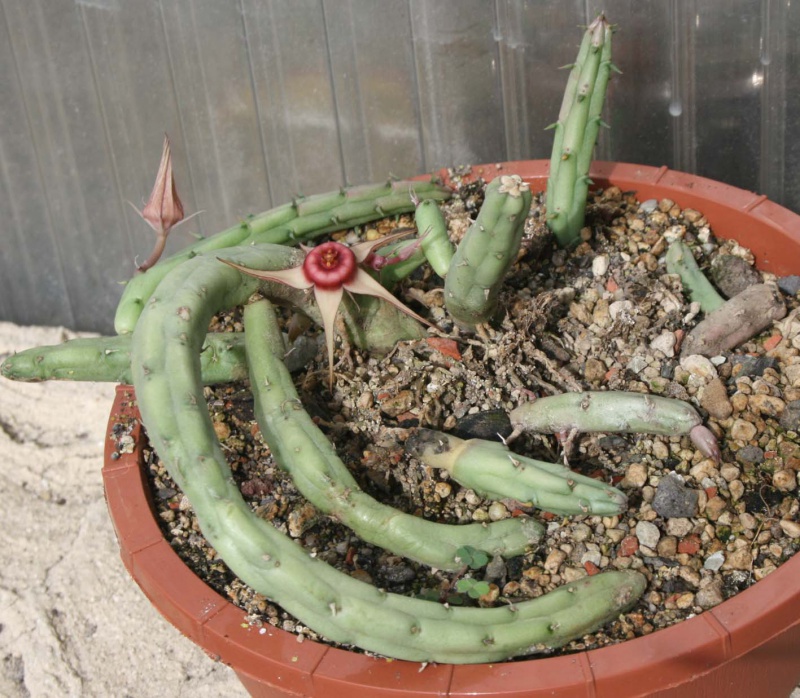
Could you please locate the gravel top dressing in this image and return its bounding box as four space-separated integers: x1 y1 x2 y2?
145 170 800 659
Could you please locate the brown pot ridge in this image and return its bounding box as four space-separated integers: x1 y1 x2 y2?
103 161 800 697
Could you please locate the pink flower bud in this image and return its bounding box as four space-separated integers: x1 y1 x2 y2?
141 135 184 235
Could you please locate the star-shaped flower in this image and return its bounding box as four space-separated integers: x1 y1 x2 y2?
220 230 432 387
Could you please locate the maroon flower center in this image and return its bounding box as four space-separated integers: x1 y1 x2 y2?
302 241 358 290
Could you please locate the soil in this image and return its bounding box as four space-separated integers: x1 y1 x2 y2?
141 169 800 659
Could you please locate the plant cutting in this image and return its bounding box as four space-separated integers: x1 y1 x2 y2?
4 13 800 697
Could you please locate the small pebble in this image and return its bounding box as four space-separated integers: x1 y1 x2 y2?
635 521 661 549
544 549 567 573
779 520 800 538
777 275 800 296
748 394 786 418
677 533 701 555
773 469 797 492
730 419 757 442
731 355 780 379
735 445 764 464
656 536 678 557
621 462 648 488
592 255 609 277
650 331 677 357
639 199 658 214
779 400 800 431
485 555 507 581
710 255 762 297
434 481 452 499
571 523 593 542
700 377 733 420
488 501 509 521
703 550 726 571
695 578 725 608
653 475 699 518
665 517 694 538
704 497 727 520
720 463 741 482
617 536 639 557
679 354 718 381
723 549 753 571
675 592 695 610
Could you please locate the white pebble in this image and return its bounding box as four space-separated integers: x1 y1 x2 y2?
592 255 609 277
635 520 661 549
703 550 726 571
679 354 718 380
650 331 676 357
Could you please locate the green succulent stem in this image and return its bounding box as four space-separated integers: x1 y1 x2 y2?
665 241 725 313
407 430 627 517
510 391 720 461
0 333 246 385
415 198 454 277
115 179 451 335
129 245 645 663
443 175 532 326
245 299 542 569
546 14 613 248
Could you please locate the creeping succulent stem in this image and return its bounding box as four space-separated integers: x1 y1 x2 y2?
510 391 720 461
407 429 628 516
129 246 644 663
1 333 247 384
115 179 451 334
546 14 615 248
443 175 532 326
245 299 542 569
666 241 725 313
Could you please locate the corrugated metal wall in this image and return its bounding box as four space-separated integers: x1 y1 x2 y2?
2 0 798 332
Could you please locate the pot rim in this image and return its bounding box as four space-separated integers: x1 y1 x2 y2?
103 160 800 698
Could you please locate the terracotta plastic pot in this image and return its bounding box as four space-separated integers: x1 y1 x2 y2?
103 161 800 697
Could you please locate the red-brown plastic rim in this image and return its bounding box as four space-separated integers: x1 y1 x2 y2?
103 161 800 698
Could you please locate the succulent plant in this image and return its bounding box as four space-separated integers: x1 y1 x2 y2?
443 174 532 326
546 14 616 248
4 18 709 663
1 169 650 662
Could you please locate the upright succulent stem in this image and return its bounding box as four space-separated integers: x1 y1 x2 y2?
414 197 454 277
443 175 532 326
546 14 614 248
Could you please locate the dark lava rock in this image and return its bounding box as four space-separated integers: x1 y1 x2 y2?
710 255 762 298
735 445 765 465
730 354 780 380
450 409 512 442
779 400 800 431
743 486 784 515
777 275 800 296
379 562 417 585
652 474 700 518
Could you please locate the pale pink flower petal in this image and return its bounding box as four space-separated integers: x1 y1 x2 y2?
217 259 312 290
313 285 344 388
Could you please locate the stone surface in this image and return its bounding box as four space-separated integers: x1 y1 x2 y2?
635 521 661 549
710 254 762 297
652 474 700 518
